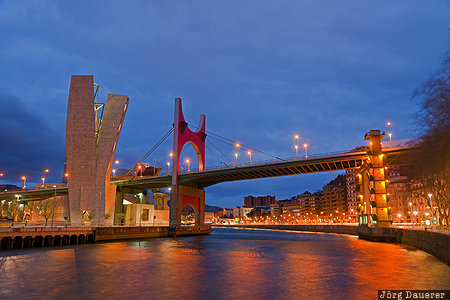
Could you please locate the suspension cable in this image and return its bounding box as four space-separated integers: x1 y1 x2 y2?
187 124 283 161
207 139 235 166
126 127 174 175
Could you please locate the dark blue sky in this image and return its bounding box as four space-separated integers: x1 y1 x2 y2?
0 1 449 208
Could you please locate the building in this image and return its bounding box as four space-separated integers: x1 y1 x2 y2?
233 206 253 218
222 208 234 218
244 195 276 207
321 175 347 214
387 166 431 223
345 169 358 218
297 191 321 214
270 202 282 217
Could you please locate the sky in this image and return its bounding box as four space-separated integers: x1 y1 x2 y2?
0 1 449 208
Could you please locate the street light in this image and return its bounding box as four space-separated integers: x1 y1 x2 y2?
387 122 392 147
51 185 57 227
167 162 170 175
186 159 190 172
235 143 240 165
303 143 308 158
42 169 49 188
294 135 299 159
137 164 142 176
428 193 435 230
21 176 26 189
248 151 252 165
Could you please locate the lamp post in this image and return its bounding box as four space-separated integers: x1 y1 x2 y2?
248 151 252 165
21 176 26 189
167 162 171 175
51 185 57 227
428 193 435 230
154 158 157 175
42 169 49 188
387 122 392 147
112 169 116 177
303 143 308 158
235 143 240 165
294 135 299 159
186 159 190 172
409 202 413 226
137 165 142 176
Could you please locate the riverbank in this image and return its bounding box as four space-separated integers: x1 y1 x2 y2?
0 225 211 249
215 224 450 264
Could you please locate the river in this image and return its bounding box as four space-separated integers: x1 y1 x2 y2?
0 227 449 299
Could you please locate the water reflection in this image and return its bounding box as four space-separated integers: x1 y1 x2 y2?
0 228 449 299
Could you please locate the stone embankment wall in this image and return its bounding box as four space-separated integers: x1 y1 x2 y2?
217 225 450 264
400 229 450 265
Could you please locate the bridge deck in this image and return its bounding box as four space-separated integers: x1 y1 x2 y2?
0 147 412 199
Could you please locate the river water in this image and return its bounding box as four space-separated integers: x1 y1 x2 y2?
0 227 449 300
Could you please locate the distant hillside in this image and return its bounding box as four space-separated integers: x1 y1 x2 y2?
205 205 222 212
181 204 223 214
0 184 20 192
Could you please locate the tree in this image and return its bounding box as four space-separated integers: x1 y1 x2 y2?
38 198 56 226
409 50 450 226
5 199 21 226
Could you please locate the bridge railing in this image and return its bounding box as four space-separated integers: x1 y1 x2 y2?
181 149 364 174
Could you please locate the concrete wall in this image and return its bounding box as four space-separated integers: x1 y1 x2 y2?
66 75 129 225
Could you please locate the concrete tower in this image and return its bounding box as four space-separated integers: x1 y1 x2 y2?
66 75 129 225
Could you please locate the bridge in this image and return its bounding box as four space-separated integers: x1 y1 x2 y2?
0 75 415 233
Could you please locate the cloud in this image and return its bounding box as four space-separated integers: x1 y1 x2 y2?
0 93 65 184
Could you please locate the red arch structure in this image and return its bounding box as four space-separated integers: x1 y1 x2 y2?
172 98 206 183
170 98 206 230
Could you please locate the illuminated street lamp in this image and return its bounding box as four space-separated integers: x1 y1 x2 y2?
137 164 142 176
186 159 190 172
42 169 49 188
0 172 4 177
235 143 240 165
112 169 116 176
303 143 308 158
248 151 252 165
408 202 413 224
167 162 171 175
294 135 299 159
387 122 392 147
21 176 26 189
428 193 435 230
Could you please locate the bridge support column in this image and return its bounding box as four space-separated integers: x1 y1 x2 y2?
169 185 205 228
114 190 124 225
169 97 206 231
358 130 391 228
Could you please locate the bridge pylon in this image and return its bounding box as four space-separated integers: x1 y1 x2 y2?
169 98 206 230
356 130 391 228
